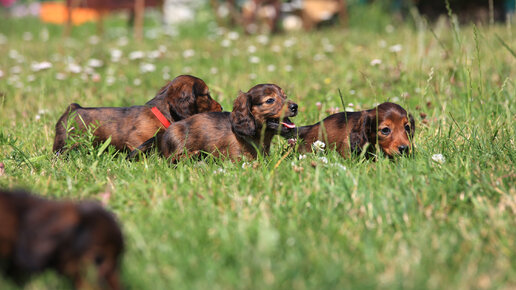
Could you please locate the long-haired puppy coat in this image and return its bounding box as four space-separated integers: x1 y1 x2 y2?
53 75 222 154
291 102 415 158
0 189 124 289
158 84 298 161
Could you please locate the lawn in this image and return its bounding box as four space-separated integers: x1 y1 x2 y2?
0 4 515 289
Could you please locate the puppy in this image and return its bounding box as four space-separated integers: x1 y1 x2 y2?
289 102 415 158
0 189 124 289
154 84 297 162
53 75 223 154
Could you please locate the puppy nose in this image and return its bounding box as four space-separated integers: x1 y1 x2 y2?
289 103 298 114
398 145 409 154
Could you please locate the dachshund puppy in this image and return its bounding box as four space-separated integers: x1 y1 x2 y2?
290 102 415 158
0 189 124 289
53 75 223 154
156 84 298 162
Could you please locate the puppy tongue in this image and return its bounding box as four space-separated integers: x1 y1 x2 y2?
281 121 296 129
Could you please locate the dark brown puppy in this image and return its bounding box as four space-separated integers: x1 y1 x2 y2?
0 189 124 289
157 84 298 162
53 75 223 154
290 102 415 158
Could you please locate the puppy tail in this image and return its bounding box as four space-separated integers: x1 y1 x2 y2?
52 103 82 154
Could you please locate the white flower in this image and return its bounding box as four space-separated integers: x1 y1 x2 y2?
0 70 3 78
213 168 226 174
35 114 41 121
432 154 445 164
27 75 35 82
242 162 251 169
249 73 257 80
210 67 218 74
147 50 160 59
67 63 81 74
158 45 167 53
0 34 6 45
249 56 260 63
111 49 122 62
162 72 170 80
378 40 387 47
10 66 22 74
333 163 347 170
312 140 326 153
221 39 231 47
31 61 52 72
227 31 239 40
117 36 128 46
106 76 115 85
133 78 141 86
284 65 293 72
349 90 356 95
299 154 307 160
183 49 195 58
324 44 334 53
389 44 402 53
87 59 103 68
267 65 276 72
89 35 100 44
319 157 328 164
129 51 144 60
345 107 354 112
183 66 192 73
271 45 281 52
247 45 257 53
313 54 325 61
370 58 382 66
256 34 269 45
22 32 33 41
283 38 296 48
385 25 394 33
140 63 156 73
55 73 66 80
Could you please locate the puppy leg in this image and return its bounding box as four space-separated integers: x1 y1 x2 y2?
127 135 158 160
53 103 81 154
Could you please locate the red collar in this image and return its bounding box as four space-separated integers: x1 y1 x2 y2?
150 107 171 128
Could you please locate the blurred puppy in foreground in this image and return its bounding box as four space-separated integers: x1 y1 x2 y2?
0 189 124 289
131 84 298 162
287 102 415 158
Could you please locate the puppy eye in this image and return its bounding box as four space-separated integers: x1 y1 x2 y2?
380 127 391 135
404 124 411 132
265 98 275 104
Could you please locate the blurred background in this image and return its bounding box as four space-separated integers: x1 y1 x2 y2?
1 0 515 39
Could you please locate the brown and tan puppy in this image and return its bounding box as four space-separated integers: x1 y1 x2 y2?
148 84 297 162
289 102 415 158
0 189 124 289
53 75 223 154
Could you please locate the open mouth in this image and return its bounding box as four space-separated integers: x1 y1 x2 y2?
280 118 296 129
267 117 296 130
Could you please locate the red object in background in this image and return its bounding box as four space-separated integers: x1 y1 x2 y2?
1 0 16 8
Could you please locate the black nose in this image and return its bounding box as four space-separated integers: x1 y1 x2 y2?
398 145 409 154
289 103 298 114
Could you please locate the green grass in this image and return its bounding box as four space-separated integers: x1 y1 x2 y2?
1 6 515 289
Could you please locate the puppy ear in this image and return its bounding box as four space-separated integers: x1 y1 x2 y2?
15 204 79 271
409 113 416 139
349 112 374 154
167 84 197 121
231 91 256 137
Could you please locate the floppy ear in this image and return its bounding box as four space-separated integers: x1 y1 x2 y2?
231 91 256 137
168 84 197 121
15 204 80 271
409 113 415 139
349 112 374 154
